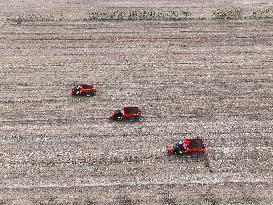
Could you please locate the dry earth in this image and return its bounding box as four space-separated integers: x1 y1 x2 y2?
0 1 273 204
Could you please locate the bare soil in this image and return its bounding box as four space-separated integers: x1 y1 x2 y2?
0 1 273 204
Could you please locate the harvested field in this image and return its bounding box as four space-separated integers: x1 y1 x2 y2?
0 0 273 204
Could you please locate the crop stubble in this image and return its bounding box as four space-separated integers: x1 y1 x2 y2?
0 3 273 205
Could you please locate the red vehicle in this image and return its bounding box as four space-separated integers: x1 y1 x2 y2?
71 84 96 96
168 137 206 157
110 106 141 121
